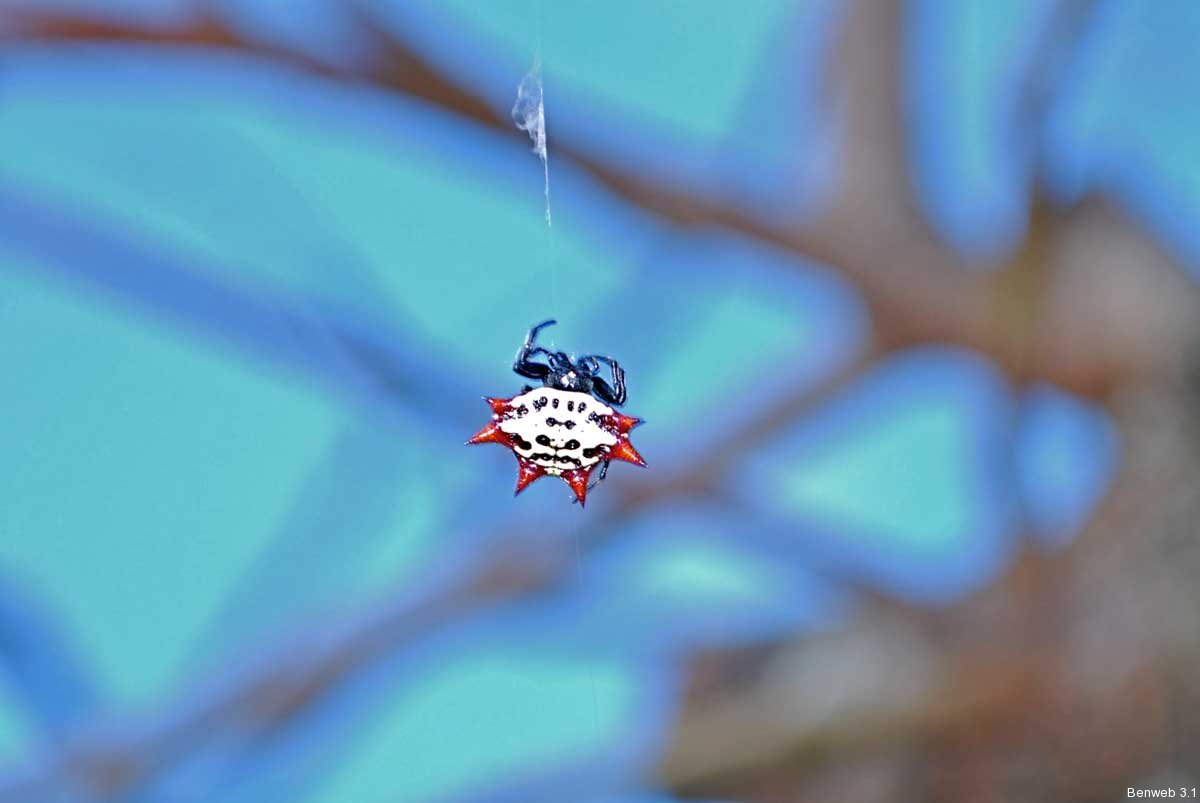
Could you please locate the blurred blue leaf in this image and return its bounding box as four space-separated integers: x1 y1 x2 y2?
0 258 342 704
907 0 1054 258
185 416 455 669
307 632 670 803
1045 0 1200 277
0 55 380 309
0 575 97 738
0 683 34 767
741 347 1020 602
1016 384 1118 549
573 507 848 655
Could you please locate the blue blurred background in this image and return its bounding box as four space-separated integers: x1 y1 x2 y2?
0 1 1196 801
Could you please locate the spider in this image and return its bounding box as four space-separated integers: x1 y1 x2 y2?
513 319 627 406
467 319 645 506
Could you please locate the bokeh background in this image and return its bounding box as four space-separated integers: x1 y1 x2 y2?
0 1 1197 801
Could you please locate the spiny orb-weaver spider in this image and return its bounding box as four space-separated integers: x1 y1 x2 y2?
466 320 645 506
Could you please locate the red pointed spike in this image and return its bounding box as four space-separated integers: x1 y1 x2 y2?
606 413 643 434
484 397 511 416
466 421 512 447
608 438 647 467
514 456 547 495
562 467 594 507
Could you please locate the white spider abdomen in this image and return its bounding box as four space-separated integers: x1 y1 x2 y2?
499 387 617 476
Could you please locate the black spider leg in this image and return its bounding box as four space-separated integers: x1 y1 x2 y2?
513 319 558 382
548 351 574 373
571 459 611 505
577 354 626 406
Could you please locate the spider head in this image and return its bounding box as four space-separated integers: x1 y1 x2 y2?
546 352 595 394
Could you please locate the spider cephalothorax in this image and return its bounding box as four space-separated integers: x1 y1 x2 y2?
466 319 645 506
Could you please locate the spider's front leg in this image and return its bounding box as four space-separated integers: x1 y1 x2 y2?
583 355 626 406
513 319 557 381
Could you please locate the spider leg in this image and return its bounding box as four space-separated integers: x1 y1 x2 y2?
587 461 611 495
513 319 558 381
529 319 557 338
514 360 549 382
572 460 610 504
580 355 626 406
